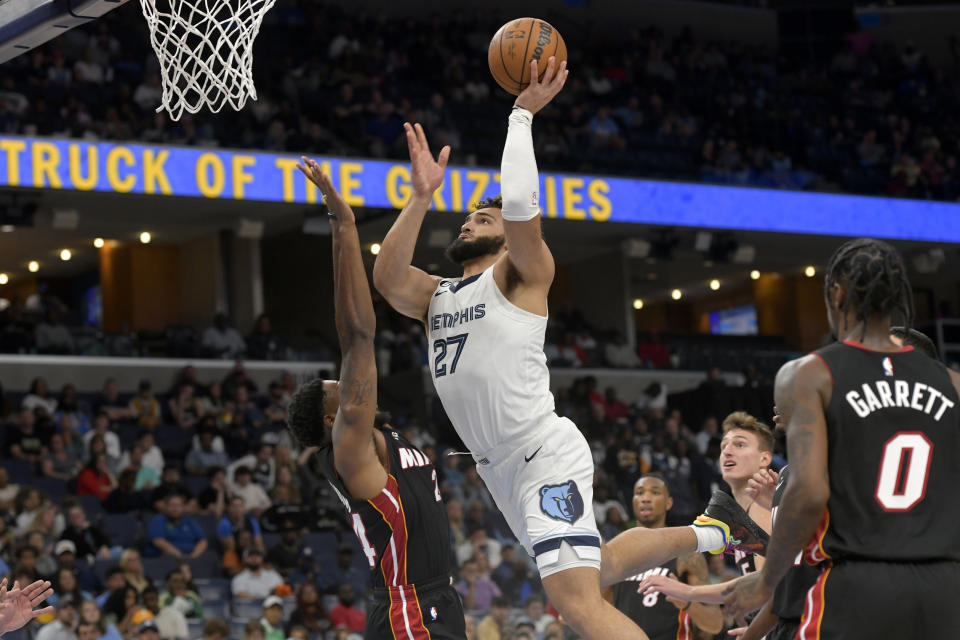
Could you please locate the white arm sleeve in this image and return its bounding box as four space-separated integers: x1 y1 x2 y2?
500 106 541 221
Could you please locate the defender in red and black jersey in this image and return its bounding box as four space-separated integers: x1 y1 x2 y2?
286 159 464 640
606 475 723 640
724 238 960 639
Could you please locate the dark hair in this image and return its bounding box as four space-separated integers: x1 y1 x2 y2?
491 596 510 609
825 238 914 339
524 594 545 607
142 585 159 598
472 194 503 211
637 472 670 494
286 378 327 447
234 466 251 477
202 618 230 638
890 326 938 360
722 411 775 453
105 566 124 579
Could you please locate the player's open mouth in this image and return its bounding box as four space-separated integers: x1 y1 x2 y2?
638 508 652 516
723 460 736 469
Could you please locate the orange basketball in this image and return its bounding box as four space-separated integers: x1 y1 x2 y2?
488 18 567 96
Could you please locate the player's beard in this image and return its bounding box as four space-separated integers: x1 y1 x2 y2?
445 234 506 265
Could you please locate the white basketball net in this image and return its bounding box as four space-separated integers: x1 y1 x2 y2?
139 0 277 120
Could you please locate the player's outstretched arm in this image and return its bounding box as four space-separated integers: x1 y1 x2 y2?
0 578 54 634
675 553 724 634
724 355 830 620
637 573 735 605
372 123 447 322
496 56 568 287
729 601 779 640
298 157 386 501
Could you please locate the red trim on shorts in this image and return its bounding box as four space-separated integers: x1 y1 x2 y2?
804 508 832 565
676 610 692 640
798 565 831 640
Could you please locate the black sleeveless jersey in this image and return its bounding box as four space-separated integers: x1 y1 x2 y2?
770 466 820 620
806 341 960 564
316 427 452 589
613 555 694 640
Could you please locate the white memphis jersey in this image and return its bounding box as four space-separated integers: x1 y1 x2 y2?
426 265 555 454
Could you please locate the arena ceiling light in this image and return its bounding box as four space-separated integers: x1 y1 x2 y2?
370 243 381 256
140 232 152 244
805 266 816 277
632 298 644 310
750 270 761 280
94 238 105 248
59 249 72 262
27 261 39 273
710 279 720 290
671 289 682 300
0 274 7 285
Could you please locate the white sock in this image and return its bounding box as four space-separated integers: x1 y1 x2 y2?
689 523 726 553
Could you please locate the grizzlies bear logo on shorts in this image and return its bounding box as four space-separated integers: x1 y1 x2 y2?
539 480 585 523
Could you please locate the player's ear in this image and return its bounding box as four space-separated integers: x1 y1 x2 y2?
828 281 845 312
665 495 674 512
760 450 772 469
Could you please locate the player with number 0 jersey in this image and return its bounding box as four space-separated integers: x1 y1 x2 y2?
723 238 960 639
286 158 463 640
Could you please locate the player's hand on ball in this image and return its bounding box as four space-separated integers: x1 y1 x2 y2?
722 571 771 622
515 56 568 115
404 122 450 199
297 156 355 224
746 469 778 511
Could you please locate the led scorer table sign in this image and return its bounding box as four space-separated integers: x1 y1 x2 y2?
1 136 958 242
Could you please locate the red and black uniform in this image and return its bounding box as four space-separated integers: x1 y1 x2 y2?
612 556 694 640
799 340 960 640
766 465 819 640
317 427 465 640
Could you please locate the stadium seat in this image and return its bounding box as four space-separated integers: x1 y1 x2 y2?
230 617 249 638
262 532 282 550
182 475 210 497
142 555 180 582
232 598 264 620
186 618 205 639
78 494 102 519
155 423 193 459
3 459 33 483
185 551 220 579
193 513 219 542
194 578 230 602
32 476 67 503
101 513 141 549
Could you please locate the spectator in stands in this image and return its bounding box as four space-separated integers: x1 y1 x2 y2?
637 331 670 368
455 557 500 611
12 544 40 583
200 618 230 640
231 547 282 599
317 545 366 596
93 378 130 421
544 331 585 367
328 584 364 634
83 412 121 461
96 566 125 607
8 408 47 462
120 431 164 476
36 595 79 640
264 528 300 577
120 549 150 594
150 466 195 511
146 494 207 559
124 445 161 491
227 466 271 516
30 530 57 577
229 434 277 492
286 546 318 590
242 619 266 640
269 464 299 504
218 496 265 553
222 362 258 398
35 311 75 355
185 427 230 477
288 582 327 637
142 585 187 640
77 620 99 640
55 384 91 435
79 599 123 640
229 386 266 430
601 387 629 422
0 468 19 512
262 382 289 428
104 585 147 638
476 596 509 640
135 619 161 640
17 386 53 431
247 314 283 361
42 432 82 480
592 479 628 528
52 565 92 606
201 313 247 360
128 381 160 429
159 569 203 619
523 595 556 637
605 333 642 368
167 383 200 430
222 528 254 578
76 452 118 500
635 381 668 412
197 467 229 516
199 382 227 426
695 416 719 455
103 468 151 514
14 487 49 534
260 595 286 640
61 503 114 562
456 527 501 570
491 545 539 607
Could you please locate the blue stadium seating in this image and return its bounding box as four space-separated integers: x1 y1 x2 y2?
32 476 67 503
232 598 264 620
194 578 230 602
101 513 141 548
193 513 219 542
142 554 179 582
184 551 220 579
182 475 210 497
77 494 102 519
5 459 33 483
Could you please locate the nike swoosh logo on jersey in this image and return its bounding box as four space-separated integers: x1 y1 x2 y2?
524 446 543 463
434 290 446 297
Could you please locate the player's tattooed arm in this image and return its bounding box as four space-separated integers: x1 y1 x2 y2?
724 355 831 619
299 157 386 500
676 553 724 634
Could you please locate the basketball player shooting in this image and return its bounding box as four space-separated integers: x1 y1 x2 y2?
374 57 760 640
723 239 960 639
286 159 465 640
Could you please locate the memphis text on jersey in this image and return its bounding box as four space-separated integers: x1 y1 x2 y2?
845 378 955 421
430 304 485 331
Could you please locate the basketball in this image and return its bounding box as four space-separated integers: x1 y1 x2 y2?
488 18 567 96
